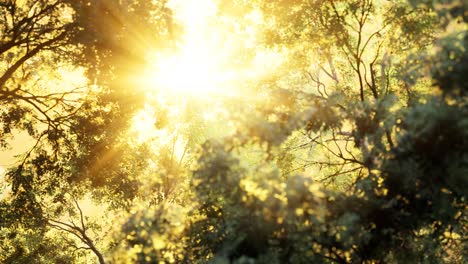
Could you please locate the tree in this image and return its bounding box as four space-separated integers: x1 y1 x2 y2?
1 0 467 263
1 1 177 263
180 0 467 262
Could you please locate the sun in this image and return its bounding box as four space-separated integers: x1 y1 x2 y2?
130 0 230 143
141 0 225 96
130 0 283 144
146 48 220 95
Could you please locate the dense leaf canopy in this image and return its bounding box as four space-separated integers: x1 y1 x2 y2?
0 0 466 263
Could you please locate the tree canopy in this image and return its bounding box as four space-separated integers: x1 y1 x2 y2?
0 0 466 263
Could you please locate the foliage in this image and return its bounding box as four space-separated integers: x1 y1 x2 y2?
0 0 467 263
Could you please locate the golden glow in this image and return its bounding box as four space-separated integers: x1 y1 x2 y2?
139 0 282 96
149 50 221 95
131 105 157 143
143 0 226 95
133 0 285 143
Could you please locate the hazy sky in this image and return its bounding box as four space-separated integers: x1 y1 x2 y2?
0 131 34 172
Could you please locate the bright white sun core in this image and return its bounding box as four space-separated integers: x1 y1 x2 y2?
141 0 229 96
145 48 222 95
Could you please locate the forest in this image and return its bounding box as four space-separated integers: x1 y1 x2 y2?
0 0 466 263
